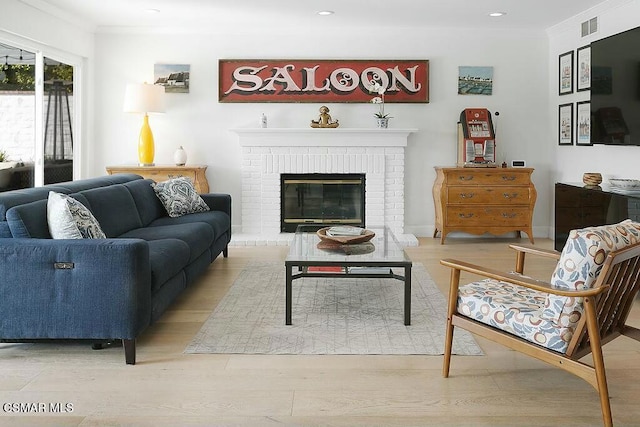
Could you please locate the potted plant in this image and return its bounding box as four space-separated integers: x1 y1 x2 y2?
369 82 392 128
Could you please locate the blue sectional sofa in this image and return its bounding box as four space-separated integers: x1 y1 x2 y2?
0 174 231 364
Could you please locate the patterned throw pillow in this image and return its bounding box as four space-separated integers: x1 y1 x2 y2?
47 191 106 239
152 177 210 218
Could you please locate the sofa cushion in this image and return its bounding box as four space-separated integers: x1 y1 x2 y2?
124 179 167 226
152 177 210 218
47 192 106 239
458 278 577 354
150 210 230 240
544 220 640 324
119 222 214 263
54 174 143 192
147 239 190 293
78 185 143 237
6 199 50 238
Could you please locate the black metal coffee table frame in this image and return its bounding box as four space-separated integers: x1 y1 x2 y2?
285 226 413 326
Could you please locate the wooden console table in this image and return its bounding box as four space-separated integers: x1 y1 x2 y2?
432 167 536 244
106 165 209 193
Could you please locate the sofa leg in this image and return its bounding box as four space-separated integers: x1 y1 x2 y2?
223 246 228 258
123 339 136 365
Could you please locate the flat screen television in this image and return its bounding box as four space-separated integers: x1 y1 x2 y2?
590 25 640 145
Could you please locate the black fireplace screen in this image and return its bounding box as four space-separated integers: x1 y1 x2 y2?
280 173 365 232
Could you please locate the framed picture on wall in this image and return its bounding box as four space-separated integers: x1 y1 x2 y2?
559 50 574 95
558 103 574 146
577 45 591 91
576 100 592 146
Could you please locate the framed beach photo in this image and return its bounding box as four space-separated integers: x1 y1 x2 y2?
577 45 591 91
154 64 190 93
576 100 592 146
559 50 574 95
558 103 574 146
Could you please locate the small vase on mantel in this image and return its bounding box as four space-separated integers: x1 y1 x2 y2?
174 146 187 166
376 117 389 128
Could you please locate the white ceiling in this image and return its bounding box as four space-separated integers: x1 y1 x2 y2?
20 0 608 32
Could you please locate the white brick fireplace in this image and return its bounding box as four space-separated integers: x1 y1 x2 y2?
231 128 418 246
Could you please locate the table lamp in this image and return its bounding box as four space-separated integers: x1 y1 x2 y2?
123 83 166 166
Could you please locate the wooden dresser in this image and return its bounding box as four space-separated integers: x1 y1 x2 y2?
106 165 209 193
432 167 536 244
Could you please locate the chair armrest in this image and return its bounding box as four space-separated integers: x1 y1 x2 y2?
440 258 608 298
509 243 561 260
508 243 561 275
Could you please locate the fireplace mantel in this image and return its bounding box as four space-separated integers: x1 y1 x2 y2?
230 128 417 147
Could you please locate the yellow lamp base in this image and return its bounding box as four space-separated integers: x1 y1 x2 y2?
138 113 155 166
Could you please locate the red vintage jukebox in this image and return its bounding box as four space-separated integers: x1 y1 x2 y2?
457 108 496 167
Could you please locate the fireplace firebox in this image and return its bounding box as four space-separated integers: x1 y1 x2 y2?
280 173 365 232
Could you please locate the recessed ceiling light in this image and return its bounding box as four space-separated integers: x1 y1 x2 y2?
489 12 506 17
317 10 335 16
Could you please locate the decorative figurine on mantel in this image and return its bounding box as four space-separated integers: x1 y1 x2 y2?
310 105 339 128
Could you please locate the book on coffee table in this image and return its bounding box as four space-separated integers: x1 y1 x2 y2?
326 226 365 237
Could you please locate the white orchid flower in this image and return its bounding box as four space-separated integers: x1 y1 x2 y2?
368 82 382 93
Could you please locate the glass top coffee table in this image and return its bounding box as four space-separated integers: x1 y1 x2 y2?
285 225 413 325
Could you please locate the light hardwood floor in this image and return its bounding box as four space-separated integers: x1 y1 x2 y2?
2 237 640 426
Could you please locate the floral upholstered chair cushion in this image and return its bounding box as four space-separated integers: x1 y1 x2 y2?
543 220 640 325
457 220 640 354
458 278 577 353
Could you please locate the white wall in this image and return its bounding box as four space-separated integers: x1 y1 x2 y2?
94 27 551 237
548 0 640 229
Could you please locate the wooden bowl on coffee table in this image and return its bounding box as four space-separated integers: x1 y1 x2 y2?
316 227 375 245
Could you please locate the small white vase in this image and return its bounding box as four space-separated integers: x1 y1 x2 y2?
174 146 187 166
376 118 389 128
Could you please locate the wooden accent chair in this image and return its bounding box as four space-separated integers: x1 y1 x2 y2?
441 220 640 427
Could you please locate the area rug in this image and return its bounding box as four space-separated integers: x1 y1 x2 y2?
185 261 483 355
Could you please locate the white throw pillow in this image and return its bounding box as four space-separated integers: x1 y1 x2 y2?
152 177 210 218
47 191 106 239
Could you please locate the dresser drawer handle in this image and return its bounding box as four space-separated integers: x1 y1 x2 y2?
503 193 519 199
502 213 518 218
458 176 474 181
460 193 475 199
501 175 517 181
458 213 474 218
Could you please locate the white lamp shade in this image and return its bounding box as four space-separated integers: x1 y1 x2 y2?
123 83 166 113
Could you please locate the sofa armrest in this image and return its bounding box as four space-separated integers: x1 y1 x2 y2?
0 238 152 340
200 193 231 217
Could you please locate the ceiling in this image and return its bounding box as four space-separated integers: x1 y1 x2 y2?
19 0 608 33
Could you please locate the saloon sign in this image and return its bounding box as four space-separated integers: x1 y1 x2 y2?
219 59 429 103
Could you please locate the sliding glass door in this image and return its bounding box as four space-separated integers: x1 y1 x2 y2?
0 41 77 191
43 57 74 185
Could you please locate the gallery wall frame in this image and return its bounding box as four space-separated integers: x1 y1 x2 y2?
576 100 592 146
218 59 429 103
458 66 493 95
558 103 574 146
154 64 190 93
559 50 574 95
577 45 591 92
